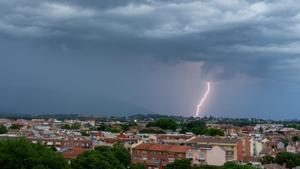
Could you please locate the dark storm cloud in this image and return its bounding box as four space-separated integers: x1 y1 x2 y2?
1 0 300 117
1 0 300 80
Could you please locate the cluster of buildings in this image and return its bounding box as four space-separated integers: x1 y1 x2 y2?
1 118 300 169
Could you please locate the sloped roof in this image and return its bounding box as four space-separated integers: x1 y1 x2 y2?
133 143 191 153
62 148 89 160
187 136 239 144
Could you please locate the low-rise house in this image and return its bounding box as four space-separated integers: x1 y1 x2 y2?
186 145 211 166
286 144 297 153
131 143 191 169
29 136 92 148
157 134 194 145
187 136 250 162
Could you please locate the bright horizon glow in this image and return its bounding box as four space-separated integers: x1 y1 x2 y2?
195 82 211 117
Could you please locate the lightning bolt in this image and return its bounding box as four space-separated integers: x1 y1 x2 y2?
195 82 211 117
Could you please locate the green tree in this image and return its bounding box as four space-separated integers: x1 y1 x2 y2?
108 127 122 133
261 155 275 164
80 131 89 136
71 151 124 169
129 163 146 169
292 136 300 142
71 123 81 129
181 120 224 136
275 152 300 168
62 124 71 129
9 124 22 130
121 121 137 131
0 139 69 169
203 128 224 136
181 120 206 135
0 124 8 134
165 159 192 169
72 142 130 169
62 123 81 130
146 118 178 131
223 162 257 169
112 142 131 167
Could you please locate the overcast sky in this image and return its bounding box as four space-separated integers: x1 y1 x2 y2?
1 0 300 119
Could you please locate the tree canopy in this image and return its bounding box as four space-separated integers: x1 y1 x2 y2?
275 152 300 168
0 124 8 134
9 124 23 130
129 163 146 169
63 123 81 130
71 142 131 169
181 120 224 136
0 139 69 169
165 159 192 169
261 155 275 165
146 118 178 131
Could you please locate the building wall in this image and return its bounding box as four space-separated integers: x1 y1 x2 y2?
29 137 92 148
206 146 226 166
250 139 263 157
195 141 238 161
132 150 187 169
243 138 251 162
186 149 207 165
237 140 243 162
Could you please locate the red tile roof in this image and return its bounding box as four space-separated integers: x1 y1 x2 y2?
62 148 89 160
133 143 191 153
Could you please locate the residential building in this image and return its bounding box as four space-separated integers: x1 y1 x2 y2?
131 143 191 169
187 136 250 162
250 138 263 157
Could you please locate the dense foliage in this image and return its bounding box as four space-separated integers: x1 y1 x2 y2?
292 135 300 142
80 130 90 136
181 120 224 136
129 163 146 169
287 124 300 130
146 118 178 131
95 123 122 133
0 139 69 169
165 160 257 169
261 155 275 164
260 152 300 168
63 123 81 130
121 121 137 131
275 152 300 168
0 124 8 134
71 142 131 169
9 124 23 130
165 159 192 169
